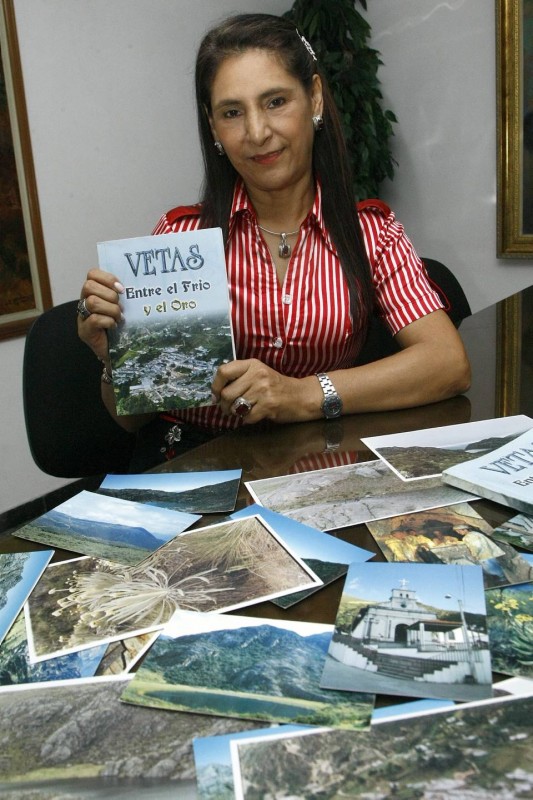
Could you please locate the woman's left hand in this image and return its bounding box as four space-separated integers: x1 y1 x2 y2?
212 358 316 424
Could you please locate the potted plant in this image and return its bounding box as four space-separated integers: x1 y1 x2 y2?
284 0 397 199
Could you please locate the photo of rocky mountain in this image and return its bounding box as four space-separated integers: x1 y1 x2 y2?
233 694 533 799
0 677 260 799
246 459 476 531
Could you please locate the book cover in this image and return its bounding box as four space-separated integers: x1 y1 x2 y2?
442 427 533 514
98 228 234 415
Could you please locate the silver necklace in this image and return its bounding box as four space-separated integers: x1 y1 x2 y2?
258 224 300 258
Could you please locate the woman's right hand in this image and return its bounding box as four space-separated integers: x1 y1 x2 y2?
77 268 125 360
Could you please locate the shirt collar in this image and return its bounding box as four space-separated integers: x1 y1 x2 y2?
228 178 336 254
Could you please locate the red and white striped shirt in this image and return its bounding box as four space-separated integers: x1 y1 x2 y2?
153 180 442 430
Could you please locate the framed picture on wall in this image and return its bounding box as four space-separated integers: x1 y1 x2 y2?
496 286 533 416
0 0 52 341
496 0 533 256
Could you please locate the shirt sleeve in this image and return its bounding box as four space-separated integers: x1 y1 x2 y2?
151 205 203 235
358 204 443 335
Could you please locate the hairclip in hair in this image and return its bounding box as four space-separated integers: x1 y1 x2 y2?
296 29 317 62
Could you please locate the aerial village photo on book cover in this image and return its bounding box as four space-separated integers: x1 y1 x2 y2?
98 229 235 415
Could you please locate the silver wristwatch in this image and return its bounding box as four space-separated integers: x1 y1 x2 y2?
316 373 343 419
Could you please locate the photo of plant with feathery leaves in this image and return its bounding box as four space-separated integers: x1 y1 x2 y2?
25 516 319 660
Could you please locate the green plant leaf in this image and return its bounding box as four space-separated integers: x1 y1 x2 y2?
284 0 397 199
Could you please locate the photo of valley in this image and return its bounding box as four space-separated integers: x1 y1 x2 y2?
246 459 475 532
121 612 374 729
486 582 533 679
0 678 261 799
13 489 199 566
26 516 318 660
361 415 533 480
108 313 233 415
232 695 533 800
98 469 241 514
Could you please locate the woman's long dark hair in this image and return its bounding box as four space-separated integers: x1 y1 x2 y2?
195 13 374 330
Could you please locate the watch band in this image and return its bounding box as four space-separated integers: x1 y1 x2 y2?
316 373 343 419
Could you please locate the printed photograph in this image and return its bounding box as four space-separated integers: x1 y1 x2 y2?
26 516 320 661
366 502 495 560
121 610 375 729
366 503 533 589
193 724 313 800
0 611 107 685
490 512 533 552
0 550 53 646
99 469 242 514
13 490 200 566
25 556 165 662
245 459 477 532
0 677 261 799
320 561 492 702
93 632 157 677
231 504 373 607
230 694 533 800
486 580 533 679
361 414 533 480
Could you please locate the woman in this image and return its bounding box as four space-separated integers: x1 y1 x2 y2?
78 13 470 465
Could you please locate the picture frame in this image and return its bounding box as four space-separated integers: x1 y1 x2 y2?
496 0 533 256
496 286 533 415
0 0 52 341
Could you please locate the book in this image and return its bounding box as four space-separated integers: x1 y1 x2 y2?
98 228 234 415
442 427 533 514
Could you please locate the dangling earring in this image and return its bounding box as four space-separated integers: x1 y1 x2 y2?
214 140 225 156
312 115 324 132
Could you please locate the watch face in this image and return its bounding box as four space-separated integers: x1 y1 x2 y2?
323 395 343 418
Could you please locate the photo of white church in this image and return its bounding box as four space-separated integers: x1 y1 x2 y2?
321 562 492 702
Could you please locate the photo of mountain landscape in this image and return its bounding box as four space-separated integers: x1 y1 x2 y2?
13 490 200 565
99 469 242 514
0 677 260 799
361 414 533 480
121 610 375 729
231 694 533 799
246 459 476 532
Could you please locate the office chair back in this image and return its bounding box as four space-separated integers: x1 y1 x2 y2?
355 258 471 366
23 300 136 478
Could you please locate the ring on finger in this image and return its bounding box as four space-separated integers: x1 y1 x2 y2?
77 298 91 320
232 396 253 418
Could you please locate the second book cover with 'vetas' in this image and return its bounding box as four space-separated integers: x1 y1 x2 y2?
98 228 234 415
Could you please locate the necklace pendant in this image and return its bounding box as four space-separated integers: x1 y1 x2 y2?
278 233 291 259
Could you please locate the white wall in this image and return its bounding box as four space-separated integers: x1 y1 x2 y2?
365 1 533 308
1 0 532 515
